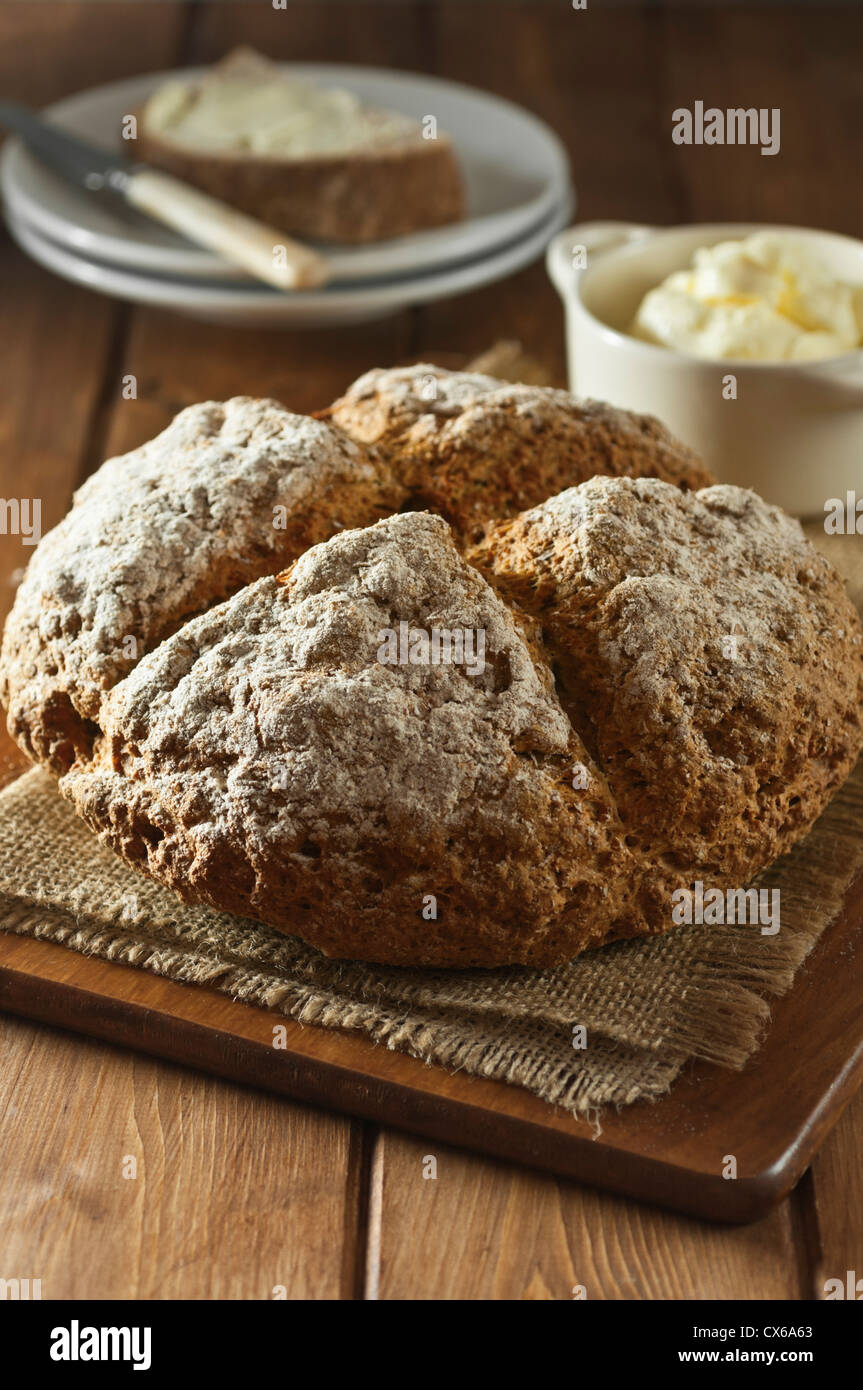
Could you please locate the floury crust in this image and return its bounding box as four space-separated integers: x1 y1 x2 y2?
323 363 714 542
469 476 863 932
2 369 862 966
61 513 643 967
0 397 404 773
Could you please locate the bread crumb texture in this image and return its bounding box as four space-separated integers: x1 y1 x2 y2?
325 363 714 542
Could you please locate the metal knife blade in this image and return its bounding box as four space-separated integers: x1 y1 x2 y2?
0 99 137 194
0 98 331 290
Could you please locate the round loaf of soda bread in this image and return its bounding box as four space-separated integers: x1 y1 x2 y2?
1 368 860 966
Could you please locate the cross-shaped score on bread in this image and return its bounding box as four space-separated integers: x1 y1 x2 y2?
1 367 860 966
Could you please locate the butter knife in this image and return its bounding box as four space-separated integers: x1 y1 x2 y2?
0 99 330 290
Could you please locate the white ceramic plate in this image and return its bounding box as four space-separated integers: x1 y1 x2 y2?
0 65 571 285
4 190 573 326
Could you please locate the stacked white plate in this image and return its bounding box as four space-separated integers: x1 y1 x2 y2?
1 65 574 327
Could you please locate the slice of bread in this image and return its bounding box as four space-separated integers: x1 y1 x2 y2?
135 48 465 245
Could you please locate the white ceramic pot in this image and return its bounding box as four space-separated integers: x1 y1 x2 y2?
546 221 863 517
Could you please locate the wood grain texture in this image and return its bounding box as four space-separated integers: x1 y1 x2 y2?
661 3 863 233
0 1012 357 1299
439 0 686 227
0 2 187 114
808 1088 863 1301
0 239 120 621
368 1132 800 1301
192 0 431 72
92 299 415 472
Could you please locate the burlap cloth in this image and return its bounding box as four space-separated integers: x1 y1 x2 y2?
0 348 861 1119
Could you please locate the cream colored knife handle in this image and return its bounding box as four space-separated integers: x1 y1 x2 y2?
125 167 330 290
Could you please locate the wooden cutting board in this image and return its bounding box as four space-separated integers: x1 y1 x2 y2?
1 845 862 1224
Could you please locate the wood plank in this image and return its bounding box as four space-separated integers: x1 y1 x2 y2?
1 864 862 1225
661 3 863 232
0 238 121 625
438 0 686 226
808 1088 863 1301
92 303 416 473
368 1131 800 1300
0 2 187 113
191 0 429 71
0 1011 356 1299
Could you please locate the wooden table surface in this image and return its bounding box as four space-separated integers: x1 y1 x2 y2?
0 0 861 1301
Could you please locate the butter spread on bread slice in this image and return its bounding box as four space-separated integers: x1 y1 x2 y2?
136 48 464 244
